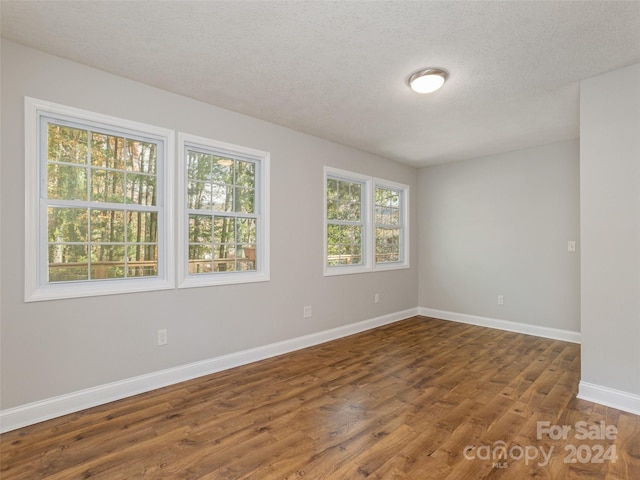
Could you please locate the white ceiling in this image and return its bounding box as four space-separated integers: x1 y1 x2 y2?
2 1 640 167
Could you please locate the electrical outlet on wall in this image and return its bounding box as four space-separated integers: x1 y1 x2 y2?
303 306 312 318
497 295 504 306
374 293 379 304
157 329 168 346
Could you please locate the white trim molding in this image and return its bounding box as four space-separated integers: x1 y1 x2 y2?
177 132 270 288
0 308 418 433
578 381 640 416
24 97 175 302
419 307 581 344
323 167 410 277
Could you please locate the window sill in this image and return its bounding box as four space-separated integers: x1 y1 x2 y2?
178 271 270 288
324 264 372 276
374 262 410 272
25 277 174 302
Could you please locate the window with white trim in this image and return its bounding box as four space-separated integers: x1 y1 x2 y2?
374 182 407 267
178 134 270 287
324 167 408 275
25 97 174 301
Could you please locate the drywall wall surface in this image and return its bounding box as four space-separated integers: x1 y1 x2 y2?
0 41 419 409
418 140 580 332
580 62 640 394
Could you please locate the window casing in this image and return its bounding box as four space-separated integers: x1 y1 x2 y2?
25 97 174 301
324 167 408 276
178 133 270 287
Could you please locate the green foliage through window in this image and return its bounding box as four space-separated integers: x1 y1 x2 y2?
324 167 408 273
375 186 402 263
326 177 364 266
186 148 258 274
46 123 160 282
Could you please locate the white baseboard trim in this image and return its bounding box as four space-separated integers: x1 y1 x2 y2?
578 381 640 416
418 307 581 344
0 308 418 433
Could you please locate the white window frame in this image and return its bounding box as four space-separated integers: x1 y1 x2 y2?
373 178 410 272
324 167 409 276
324 167 372 276
24 97 175 302
177 133 270 288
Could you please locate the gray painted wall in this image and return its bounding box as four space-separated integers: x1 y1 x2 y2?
580 63 640 395
418 141 581 332
2 38 638 416
0 41 419 409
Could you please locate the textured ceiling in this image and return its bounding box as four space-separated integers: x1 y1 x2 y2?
2 1 640 167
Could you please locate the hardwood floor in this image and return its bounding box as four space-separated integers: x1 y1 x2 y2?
2 316 639 479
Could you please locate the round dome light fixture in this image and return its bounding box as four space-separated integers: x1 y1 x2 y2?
408 68 449 94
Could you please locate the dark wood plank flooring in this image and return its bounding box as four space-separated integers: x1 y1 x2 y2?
2 316 639 479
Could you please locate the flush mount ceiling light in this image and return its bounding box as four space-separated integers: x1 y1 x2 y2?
408 68 449 94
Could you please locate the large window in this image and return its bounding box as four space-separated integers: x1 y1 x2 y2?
324 167 409 276
25 98 174 301
178 134 270 287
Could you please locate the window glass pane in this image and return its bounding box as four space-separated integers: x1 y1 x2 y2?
91 244 125 279
326 223 363 266
332 179 362 222
327 224 340 247
125 211 157 243
48 163 88 201
189 214 213 243
326 178 338 200
91 133 125 169
213 216 235 244
235 160 255 188
376 227 400 263
48 207 88 243
214 244 235 272
327 199 338 220
91 169 125 203
189 245 213 274
212 156 234 184
343 225 362 246
349 200 361 221
90 209 125 243
211 183 232 211
390 207 400 225
349 245 362 265
126 173 156 206
127 140 157 174
127 244 158 277
188 181 211 210
390 192 400 208
187 151 212 182
375 187 401 225
239 244 257 271
234 187 255 213
236 218 257 244
48 244 88 282
48 124 88 164
350 182 362 203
